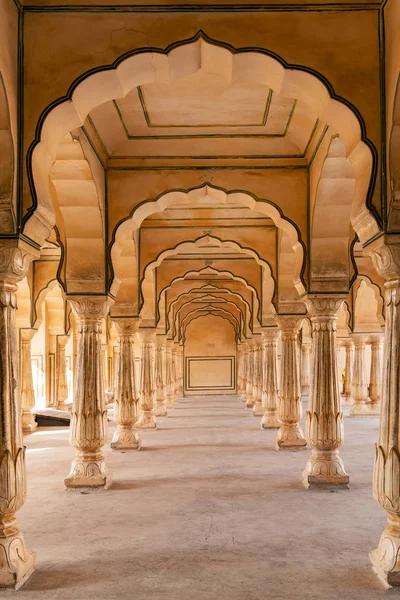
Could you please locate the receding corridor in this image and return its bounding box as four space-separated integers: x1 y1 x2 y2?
17 396 387 600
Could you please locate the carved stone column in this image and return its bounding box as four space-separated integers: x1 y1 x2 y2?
245 342 255 408
350 334 371 416
341 339 353 406
302 296 349 489
252 339 263 416
165 341 175 408
110 318 140 450
65 296 112 489
154 338 167 417
0 243 36 588
56 334 69 411
300 343 312 396
136 329 157 428
240 344 248 401
177 346 184 395
364 240 400 586
369 335 383 415
275 316 306 450
261 329 280 429
20 329 38 433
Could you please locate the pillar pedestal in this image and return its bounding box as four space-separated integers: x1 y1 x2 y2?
302 295 348 489
20 329 38 433
275 316 307 450
65 296 112 489
136 329 157 429
110 318 140 451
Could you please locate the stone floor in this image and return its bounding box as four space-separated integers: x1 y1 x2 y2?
15 395 397 599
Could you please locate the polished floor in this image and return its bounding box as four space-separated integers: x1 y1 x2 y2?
17 395 391 600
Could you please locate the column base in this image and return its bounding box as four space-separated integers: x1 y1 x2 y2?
154 402 167 417
261 412 280 429
111 426 140 451
350 402 380 416
57 401 69 411
22 412 37 434
245 396 255 408
136 411 157 429
276 423 307 450
341 394 353 407
0 526 35 590
370 517 400 589
165 396 175 408
252 401 264 416
302 450 349 489
64 452 111 489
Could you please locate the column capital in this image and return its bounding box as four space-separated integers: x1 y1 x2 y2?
369 333 384 345
261 328 279 343
0 239 38 284
138 328 156 343
57 334 70 346
367 236 400 281
350 332 368 346
304 294 346 318
339 337 354 348
67 295 113 321
275 314 304 332
20 328 37 342
112 316 140 336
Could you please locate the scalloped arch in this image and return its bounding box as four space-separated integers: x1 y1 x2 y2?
24 31 380 251
158 265 262 328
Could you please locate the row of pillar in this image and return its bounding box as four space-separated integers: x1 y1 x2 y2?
0 246 398 589
238 304 349 488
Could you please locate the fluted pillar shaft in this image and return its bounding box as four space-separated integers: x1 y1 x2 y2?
65 296 112 489
20 329 37 433
302 296 349 489
136 329 157 428
369 335 383 413
275 316 306 450
240 346 248 401
300 343 312 396
245 344 255 408
110 318 140 450
252 340 263 416
341 340 353 406
56 334 69 411
154 339 167 417
0 244 37 589
369 279 400 586
261 329 280 429
165 342 175 408
350 334 371 416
